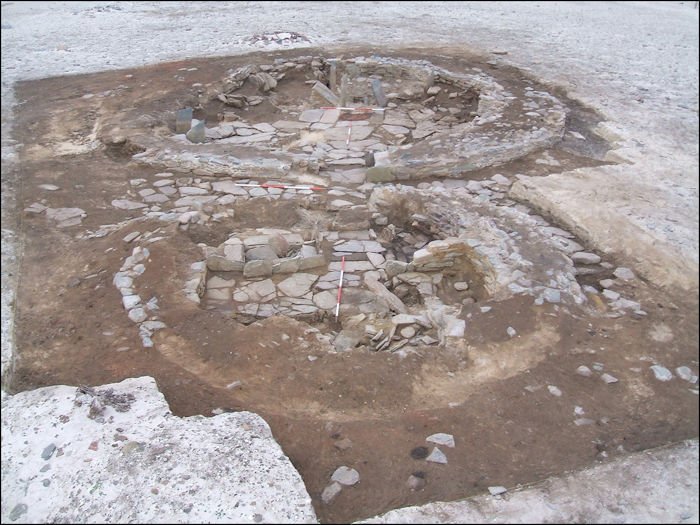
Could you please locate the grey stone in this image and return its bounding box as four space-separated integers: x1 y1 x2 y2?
123 232 141 243
122 295 141 310
41 443 56 460
313 291 337 310
224 244 245 265
207 254 243 272
244 279 276 302
543 288 561 304
333 330 362 351
602 289 620 301
385 260 410 278
507 326 517 337
186 121 206 143
574 418 595 426
572 252 602 264
366 166 395 183
426 447 448 464
9 504 28 521
299 109 324 123
548 385 563 397
453 281 469 291
400 326 416 339
112 199 147 210
278 273 318 297
143 193 169 203
488 486 508 496
266 234 289 258
321 482 342 504
613 267 636 280
364 274 408 314
246 246 279 262
175 107 193 134
371 78 387 107
407 474 427 491
299 255 327 271
243 260 273 278
576 365 593 377
272 257 302 274
426 433 455 448
331 466 360 486
601 373 619 384
676 366 698 383
128 308 147 323
650 365 673 381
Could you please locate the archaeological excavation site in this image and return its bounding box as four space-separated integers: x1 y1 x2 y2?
5 45 698 523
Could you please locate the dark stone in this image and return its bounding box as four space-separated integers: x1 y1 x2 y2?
410 446 429 459
41 444 56 460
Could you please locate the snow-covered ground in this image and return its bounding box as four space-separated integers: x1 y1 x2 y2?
2 1 698 523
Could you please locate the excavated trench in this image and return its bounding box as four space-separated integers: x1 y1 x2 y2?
9 47 699 523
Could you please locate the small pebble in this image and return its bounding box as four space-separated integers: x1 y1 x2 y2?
548 385 562 397
488 486 507 496
576 365 593 377
600 373 618 384
506 326 517 337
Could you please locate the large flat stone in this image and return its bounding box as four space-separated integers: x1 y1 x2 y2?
0 377 316 523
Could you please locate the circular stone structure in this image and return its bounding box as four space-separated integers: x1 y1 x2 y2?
11 45 696 525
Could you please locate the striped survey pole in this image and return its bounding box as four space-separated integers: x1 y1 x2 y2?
232 182 327 191
335 256 346 321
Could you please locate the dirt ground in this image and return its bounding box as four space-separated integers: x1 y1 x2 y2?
8 47 698 523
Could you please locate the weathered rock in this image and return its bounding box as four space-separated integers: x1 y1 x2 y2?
246 246 279 262
426 447 448 464
548 385 562 397
243 260 273 278
175 107 193 134
426 433 455 448
600 373 619 384
572 252 602 264
366 166 395 183
207 254 243 272
273 274 315 299
321 482 342 504
676 366 698 383
331 466 360 486
364 274 408 314
576 365 593 377
488 486 508 496
186 121 206 143
406 473 427 491
112 199 147 210
0 377 317 523
313 291 337 310
613 267 636 280
650 365 673 381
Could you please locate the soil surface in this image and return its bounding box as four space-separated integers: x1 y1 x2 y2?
9 47 698 523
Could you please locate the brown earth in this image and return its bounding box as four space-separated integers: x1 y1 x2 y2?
8 47 698 523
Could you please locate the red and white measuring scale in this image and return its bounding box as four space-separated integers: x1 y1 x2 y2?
335 256 345 321
232 182 327 191
320 106 386 113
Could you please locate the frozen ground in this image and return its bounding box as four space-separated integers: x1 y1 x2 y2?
1 1 698 523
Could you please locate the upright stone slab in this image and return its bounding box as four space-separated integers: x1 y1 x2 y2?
339 74 349 107
175 107 193 134
186 120 206 143
371 78 387 107
329 59 338 92
312 82 339 105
